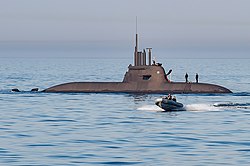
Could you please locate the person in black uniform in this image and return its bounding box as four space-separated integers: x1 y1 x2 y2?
185 73 188 83
196 73 199 83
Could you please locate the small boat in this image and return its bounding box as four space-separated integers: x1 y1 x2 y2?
155 98 185 111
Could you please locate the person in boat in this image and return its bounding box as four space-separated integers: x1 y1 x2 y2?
172 96 177 102
167 94 172 100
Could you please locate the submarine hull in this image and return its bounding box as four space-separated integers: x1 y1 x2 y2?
43 82 231 93
43 33 232 94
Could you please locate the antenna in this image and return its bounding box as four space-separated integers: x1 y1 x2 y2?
135 17 138 50
136 16 138 34
134 16 139 66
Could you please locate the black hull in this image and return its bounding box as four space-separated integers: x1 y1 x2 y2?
155 98 186 111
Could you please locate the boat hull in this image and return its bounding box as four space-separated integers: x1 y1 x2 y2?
155 98 185 111
43 81 232 93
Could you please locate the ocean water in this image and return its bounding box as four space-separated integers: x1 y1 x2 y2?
0 46 250 165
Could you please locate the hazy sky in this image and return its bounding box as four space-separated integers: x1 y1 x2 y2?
1 0 250 58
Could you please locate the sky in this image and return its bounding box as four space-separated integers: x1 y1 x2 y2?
0 0 250 58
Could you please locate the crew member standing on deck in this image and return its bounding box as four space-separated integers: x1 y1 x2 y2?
185 73 188 83
196 73 199 83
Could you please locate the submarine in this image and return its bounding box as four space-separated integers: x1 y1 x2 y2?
43 33 232 94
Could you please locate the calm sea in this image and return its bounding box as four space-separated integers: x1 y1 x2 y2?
0 44 250 165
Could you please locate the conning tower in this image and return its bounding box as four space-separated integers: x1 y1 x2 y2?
122 33 166 85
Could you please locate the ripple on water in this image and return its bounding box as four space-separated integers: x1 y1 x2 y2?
0 58 250 165
0 148 23 163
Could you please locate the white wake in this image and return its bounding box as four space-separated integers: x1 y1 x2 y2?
137 105 165 112
184 104 222 112
137 104 223 112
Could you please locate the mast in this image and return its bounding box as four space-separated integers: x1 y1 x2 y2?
133 17 148 66
134 17 138 66
146 48 152 66
134 33 138 66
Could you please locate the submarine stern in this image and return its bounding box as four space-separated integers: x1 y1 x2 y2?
190 83 232 93
162 82 232 94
